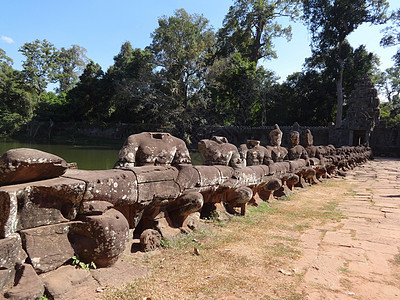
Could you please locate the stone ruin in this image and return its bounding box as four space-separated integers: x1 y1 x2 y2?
343 75 381 146
0 129 373 299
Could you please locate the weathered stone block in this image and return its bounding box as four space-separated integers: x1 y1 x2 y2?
17 177 86 230
119 165 181 203
175 165 200 190
0 234 27 291
20 222 77 273
131 165 179 183
69 209 129 267
195 166 223 189
234 166 264 186
3 263 44 300
39 265 98 300
0 148 67 186
138 181 181 203
62 169 138 205
0 185 19 238
289 159 307 173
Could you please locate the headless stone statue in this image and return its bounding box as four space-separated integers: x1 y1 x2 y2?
198 136 244 169
240 140 272 166
114 132 191 167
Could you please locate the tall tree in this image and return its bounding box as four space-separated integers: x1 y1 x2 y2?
150 8 215 138
381 8 400 66
0 49 34 134
207 52 276 126
106 42 160 123
56 45 88 93
66 61 108 122
19 39 59 99
217 0 301 64
303 0 388 127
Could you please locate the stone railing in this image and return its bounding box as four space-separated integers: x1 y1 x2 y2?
0 130 372 299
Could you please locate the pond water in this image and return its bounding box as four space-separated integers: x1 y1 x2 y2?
0 138 122 170
0 138 204 170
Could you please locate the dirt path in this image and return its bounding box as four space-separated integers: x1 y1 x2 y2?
101 158 400 300
295 158 400 299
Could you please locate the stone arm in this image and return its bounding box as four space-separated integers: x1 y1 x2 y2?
262 148 274 166
301 147 310 166
172 140 192 166
114 139 139 168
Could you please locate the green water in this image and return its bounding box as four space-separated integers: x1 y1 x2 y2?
0 138 122 170
0 138 204 170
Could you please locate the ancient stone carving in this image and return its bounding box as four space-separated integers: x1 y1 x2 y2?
0 148 67 186
267 124 288 162
240 140 272 166
0 130 375 298
69 208 129 268
198 136 244 169
114 132 191 168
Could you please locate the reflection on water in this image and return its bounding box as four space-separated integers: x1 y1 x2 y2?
0 138 204 170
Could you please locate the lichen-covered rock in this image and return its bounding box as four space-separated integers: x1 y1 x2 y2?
16 177 86 231
0 234 27 291
69 208 129 267
0 148 67 186
0 186 19 238
20 222 77 273
3 263 44 300
62 169 138 206
140 229 162 251
198 136 244 169
114 132 191 167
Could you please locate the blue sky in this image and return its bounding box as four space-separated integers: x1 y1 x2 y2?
1 0 400 82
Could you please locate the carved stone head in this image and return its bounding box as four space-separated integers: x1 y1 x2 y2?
302 129 313 147
269 124 283 146
289 131 300 147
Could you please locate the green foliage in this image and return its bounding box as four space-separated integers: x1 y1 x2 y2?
71 255 96 271
0 48 34 135
66 61 110 122
106 42 161 124
379 102 400 127
56 45 89 93
381 8 400 66
19 39 59 97
269 69 336 126
217 0 301 63
303 0 389 126
150 8 216 137
160 238 170 248
208 52 276 126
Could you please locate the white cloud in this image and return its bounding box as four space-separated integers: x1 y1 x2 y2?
1 36 15 44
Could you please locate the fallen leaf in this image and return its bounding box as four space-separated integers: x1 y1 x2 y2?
279 269 293 276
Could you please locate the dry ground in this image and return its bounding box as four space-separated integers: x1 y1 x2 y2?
98 158 400 300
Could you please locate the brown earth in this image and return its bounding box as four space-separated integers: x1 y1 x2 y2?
92 157 400 300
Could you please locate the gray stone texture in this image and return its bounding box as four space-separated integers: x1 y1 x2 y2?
0 148 67 186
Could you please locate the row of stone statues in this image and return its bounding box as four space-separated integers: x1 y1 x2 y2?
0 127 372 298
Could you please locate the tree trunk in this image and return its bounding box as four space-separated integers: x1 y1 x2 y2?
335 58 344 128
